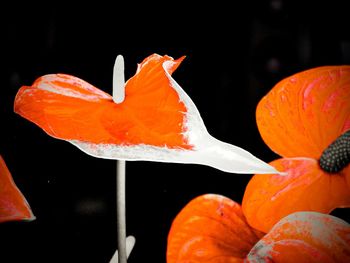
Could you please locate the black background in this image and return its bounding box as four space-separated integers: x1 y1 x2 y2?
2 1 350 262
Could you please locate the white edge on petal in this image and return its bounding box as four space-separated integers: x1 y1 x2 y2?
247 211 350 262
67 58 279 175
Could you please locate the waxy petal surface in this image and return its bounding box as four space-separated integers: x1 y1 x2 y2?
247 212 350 263
0 155 35 223
242 158 350 233
167 194 264 263
15 55 189 148
14 54 277 174
256 66 350 159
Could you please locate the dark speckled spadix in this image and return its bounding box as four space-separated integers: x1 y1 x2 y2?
319 130 350 173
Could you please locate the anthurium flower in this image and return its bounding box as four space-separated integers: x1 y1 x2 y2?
166 194 350 263
247 211 350 263
167 194 264 262
242 65 350 233
14 54 277 174
0 155 35 223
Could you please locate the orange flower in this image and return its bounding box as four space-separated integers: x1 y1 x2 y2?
0 155 35 223
14 53 276 174
242 66 350 233
167 194 350 263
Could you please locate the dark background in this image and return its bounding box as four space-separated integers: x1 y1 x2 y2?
2 1 350 262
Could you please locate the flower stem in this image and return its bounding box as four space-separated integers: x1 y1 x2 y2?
113 55 127 263
117 160 127 263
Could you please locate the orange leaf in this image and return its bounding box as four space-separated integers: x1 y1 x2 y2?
246 212 350 263
0 155 35 223
167 194 263 263
242 158 350 233
256 66 350 159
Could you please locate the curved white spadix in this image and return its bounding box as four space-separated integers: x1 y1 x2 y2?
14 54 279 175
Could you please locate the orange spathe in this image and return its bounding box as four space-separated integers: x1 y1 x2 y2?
256 66 350 159
0 155 35 223
14 55 191 149
243 65 350 233
167 194 350 263
242 158 350 232
167 194 264 263
13 53 278 174
246 211 350 263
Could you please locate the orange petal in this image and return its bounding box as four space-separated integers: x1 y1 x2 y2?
242 158 350 233
256 66 350 158
14 53 277 174
345 165 350 190
0 155 35 223
246 211 350 263
14 54 190 149
167 194 264 263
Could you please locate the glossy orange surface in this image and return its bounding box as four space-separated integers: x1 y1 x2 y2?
242 158 350 233
247 212 350 263
14 54 192 149
167 194 264 263
167 195 350 263
243 65 350 233
256 66 350 159
0 155 34 223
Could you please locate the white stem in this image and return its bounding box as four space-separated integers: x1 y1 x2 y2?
112 54 127 263
116 160 127 263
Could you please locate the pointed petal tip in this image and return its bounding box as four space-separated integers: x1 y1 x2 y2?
23 214 36 222
278 171 288 176
234 164 281 175
258 164 284 175
0 213 36 224
175 55 186 63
